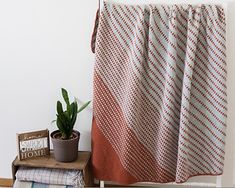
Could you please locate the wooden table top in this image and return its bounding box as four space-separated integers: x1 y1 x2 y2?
13 151 91 170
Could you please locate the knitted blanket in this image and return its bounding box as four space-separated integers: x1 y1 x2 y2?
15 167 84 188
13 180 73 188
91 1 227 184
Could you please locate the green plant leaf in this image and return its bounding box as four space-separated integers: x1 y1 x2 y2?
64 111 70 120
70 102 77 118
61 88 70 105
56 114 67 126
57 101 63 115
53 89 90 139
56 117 65 133
56 115 71 139
72 101 78 113
67 129 73 139
61 88 71 116
77 101 91 114
71 112 77 129
51 120 56 124
70 101 78 130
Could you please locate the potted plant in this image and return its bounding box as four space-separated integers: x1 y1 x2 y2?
51 88 90 162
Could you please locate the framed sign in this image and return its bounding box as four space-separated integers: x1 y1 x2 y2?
17 129 50 160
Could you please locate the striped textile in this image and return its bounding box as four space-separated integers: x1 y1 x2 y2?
91 9 100 53
16 167 84 188
13 179 73 188
91 1 227 184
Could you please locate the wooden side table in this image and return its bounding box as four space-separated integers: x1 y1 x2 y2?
12 151 93 187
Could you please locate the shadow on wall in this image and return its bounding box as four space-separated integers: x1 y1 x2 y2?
222 1 235 187
77 105 93 151
80 131 92 150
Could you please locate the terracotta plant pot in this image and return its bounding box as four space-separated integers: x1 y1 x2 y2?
50 130 80 162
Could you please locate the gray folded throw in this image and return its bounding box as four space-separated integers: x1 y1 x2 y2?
16 167 84 188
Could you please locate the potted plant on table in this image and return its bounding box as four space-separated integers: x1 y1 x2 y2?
51 88 90 162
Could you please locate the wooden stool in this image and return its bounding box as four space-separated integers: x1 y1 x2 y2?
12 151 93 187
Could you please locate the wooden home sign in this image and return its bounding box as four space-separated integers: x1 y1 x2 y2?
17 129 50 160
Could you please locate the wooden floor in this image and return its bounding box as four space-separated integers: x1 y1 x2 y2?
0 178 13 187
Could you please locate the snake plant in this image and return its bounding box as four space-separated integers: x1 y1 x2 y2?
54 88 90 139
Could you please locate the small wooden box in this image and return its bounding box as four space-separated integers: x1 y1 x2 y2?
12 151 93 187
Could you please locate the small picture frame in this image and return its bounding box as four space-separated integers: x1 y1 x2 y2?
17 129 50 160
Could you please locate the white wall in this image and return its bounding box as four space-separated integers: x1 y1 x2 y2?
0 0 235 187
0 0 97 178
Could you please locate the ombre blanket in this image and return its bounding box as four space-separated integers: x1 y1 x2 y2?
91 1 227 184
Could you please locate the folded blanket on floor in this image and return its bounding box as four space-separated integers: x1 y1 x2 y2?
13 179 73 188
16 167 84 188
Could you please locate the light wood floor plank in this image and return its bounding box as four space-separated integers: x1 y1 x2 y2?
0 178 13 187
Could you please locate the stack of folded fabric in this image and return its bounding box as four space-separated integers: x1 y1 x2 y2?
13 167 84 188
